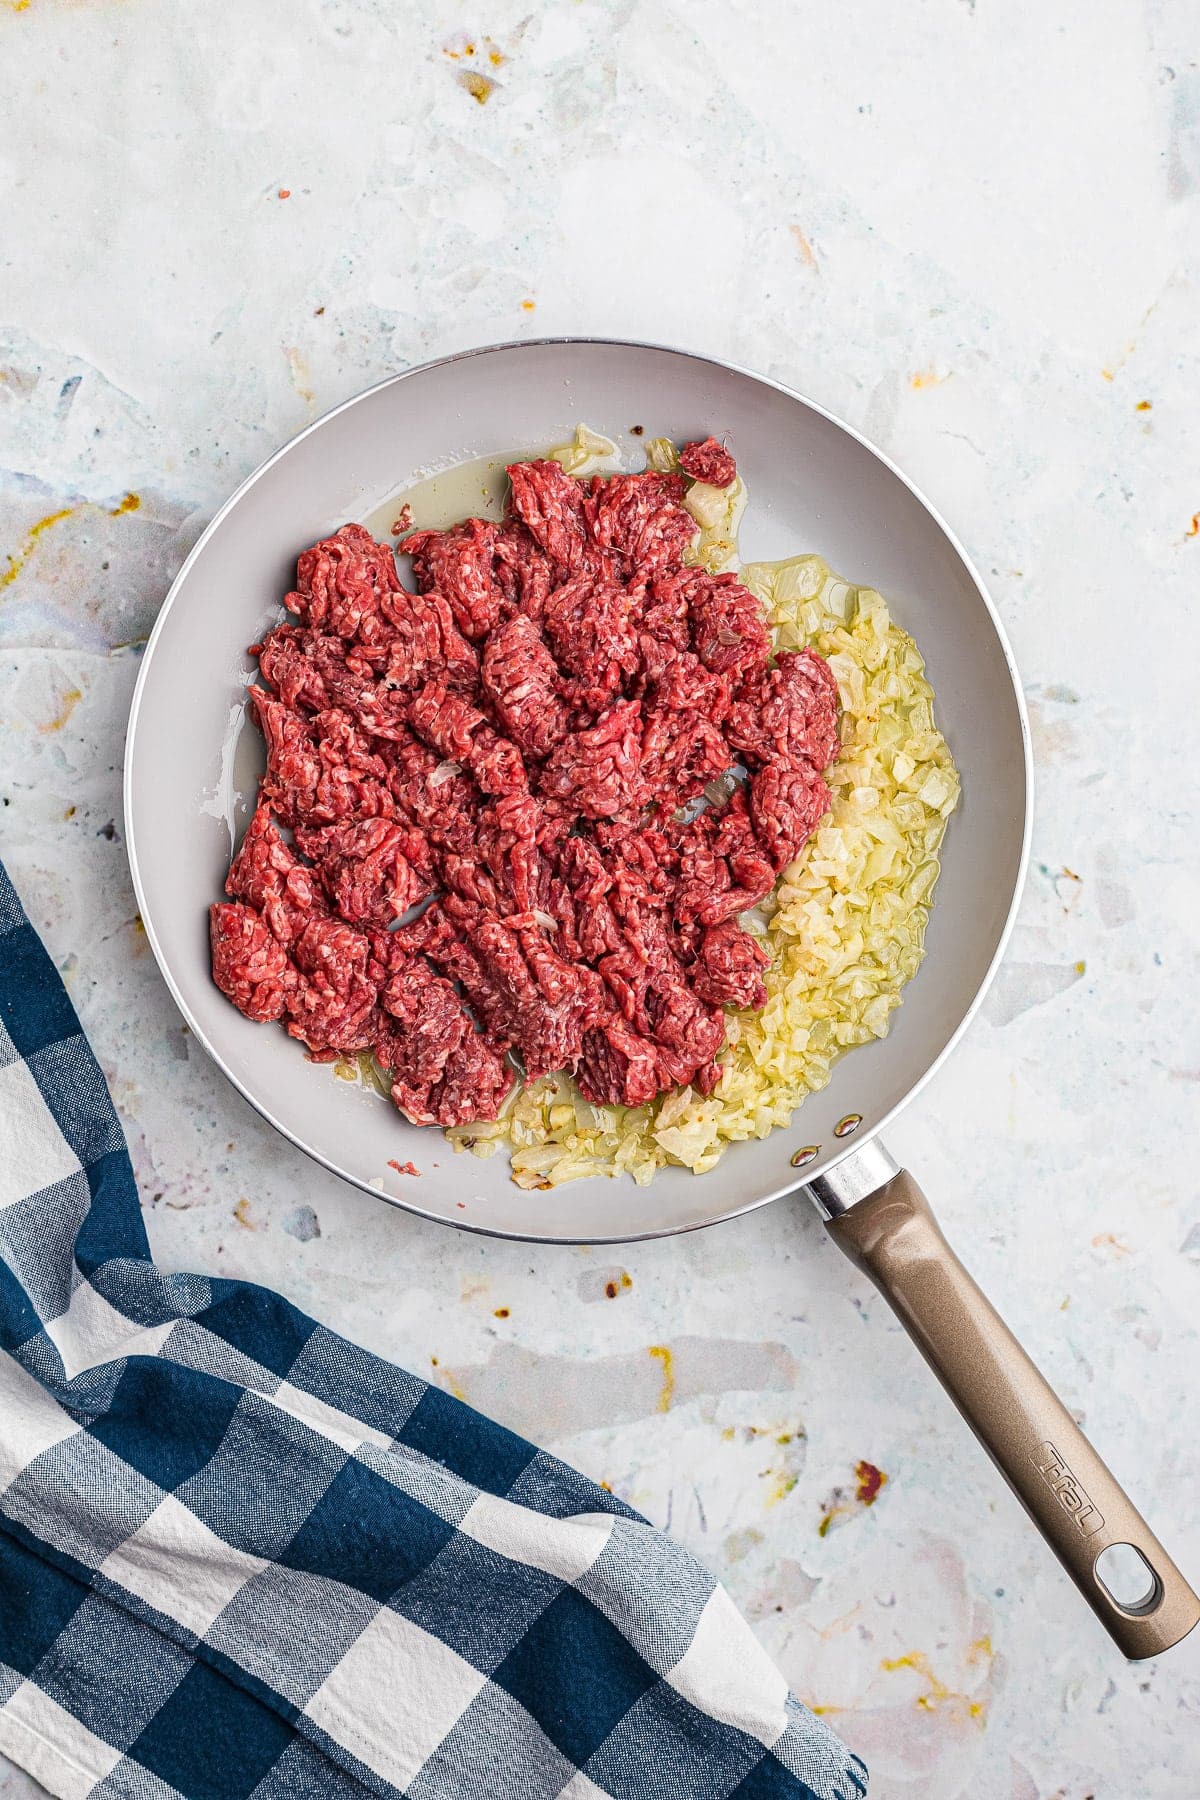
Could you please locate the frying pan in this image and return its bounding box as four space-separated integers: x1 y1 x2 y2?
125 338 1199 1658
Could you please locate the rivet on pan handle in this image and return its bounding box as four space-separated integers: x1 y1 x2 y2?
806 1142 1200 1660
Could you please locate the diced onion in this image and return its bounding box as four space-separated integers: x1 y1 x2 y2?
685 475 747 573
644 437 680 474
548 424 620 477
429 760 461 788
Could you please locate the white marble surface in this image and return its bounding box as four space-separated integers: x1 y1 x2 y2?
2 2 1199 1794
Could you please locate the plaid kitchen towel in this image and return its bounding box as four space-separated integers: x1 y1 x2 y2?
0 858 866 1800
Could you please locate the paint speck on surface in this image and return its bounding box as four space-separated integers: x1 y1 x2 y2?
855 1459 887 1506
1185 512 1200 539
789 224 818 269
763 1468 799 1508
818 1460 886 1534
56 375 81 420
1136 399 1153 411
817 1496 844 1538
431 1360 468 1402
521 299 536 312
2 507 74 589
577 1265 632 1304
1091 1231 1131 1258
233 1197 256 1230
457 69 497 104
1040 862 1083 911
285 345 315 407
909 368 944 389
40 686 83 733
648 1344 675 1411
1101 368 1115 381
3 491 139 592
388 1159 420 1177
277 188 291 200
282 1204 320 1242
493 1306 510 1318
444 31 505 70
879 1651 987 1724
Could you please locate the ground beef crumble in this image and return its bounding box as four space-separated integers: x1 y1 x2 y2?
679 436 738 489
211 441 841 1128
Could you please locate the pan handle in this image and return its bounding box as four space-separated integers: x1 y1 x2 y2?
808 1145 1200 1659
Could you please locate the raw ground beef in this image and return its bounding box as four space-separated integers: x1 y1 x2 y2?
211 438 841 1128
679 436 738 489
211 903 295 1021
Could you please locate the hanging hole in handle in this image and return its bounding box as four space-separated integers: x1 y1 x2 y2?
1094 1543 1162 1616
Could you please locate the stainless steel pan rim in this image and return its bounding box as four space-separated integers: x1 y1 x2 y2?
124 336 1034 1247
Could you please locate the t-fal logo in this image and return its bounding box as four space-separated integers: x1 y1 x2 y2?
1032 1441 1105 1537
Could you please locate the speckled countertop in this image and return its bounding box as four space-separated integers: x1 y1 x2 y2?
2 3 1199 1795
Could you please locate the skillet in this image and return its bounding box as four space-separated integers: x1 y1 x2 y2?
125 338 1199 1656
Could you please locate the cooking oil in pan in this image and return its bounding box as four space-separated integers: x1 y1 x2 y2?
362 450 527 545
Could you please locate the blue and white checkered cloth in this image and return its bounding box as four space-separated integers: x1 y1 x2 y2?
0 858 866 1800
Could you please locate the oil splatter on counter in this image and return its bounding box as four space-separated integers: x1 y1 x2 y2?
2 2 1199 1797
